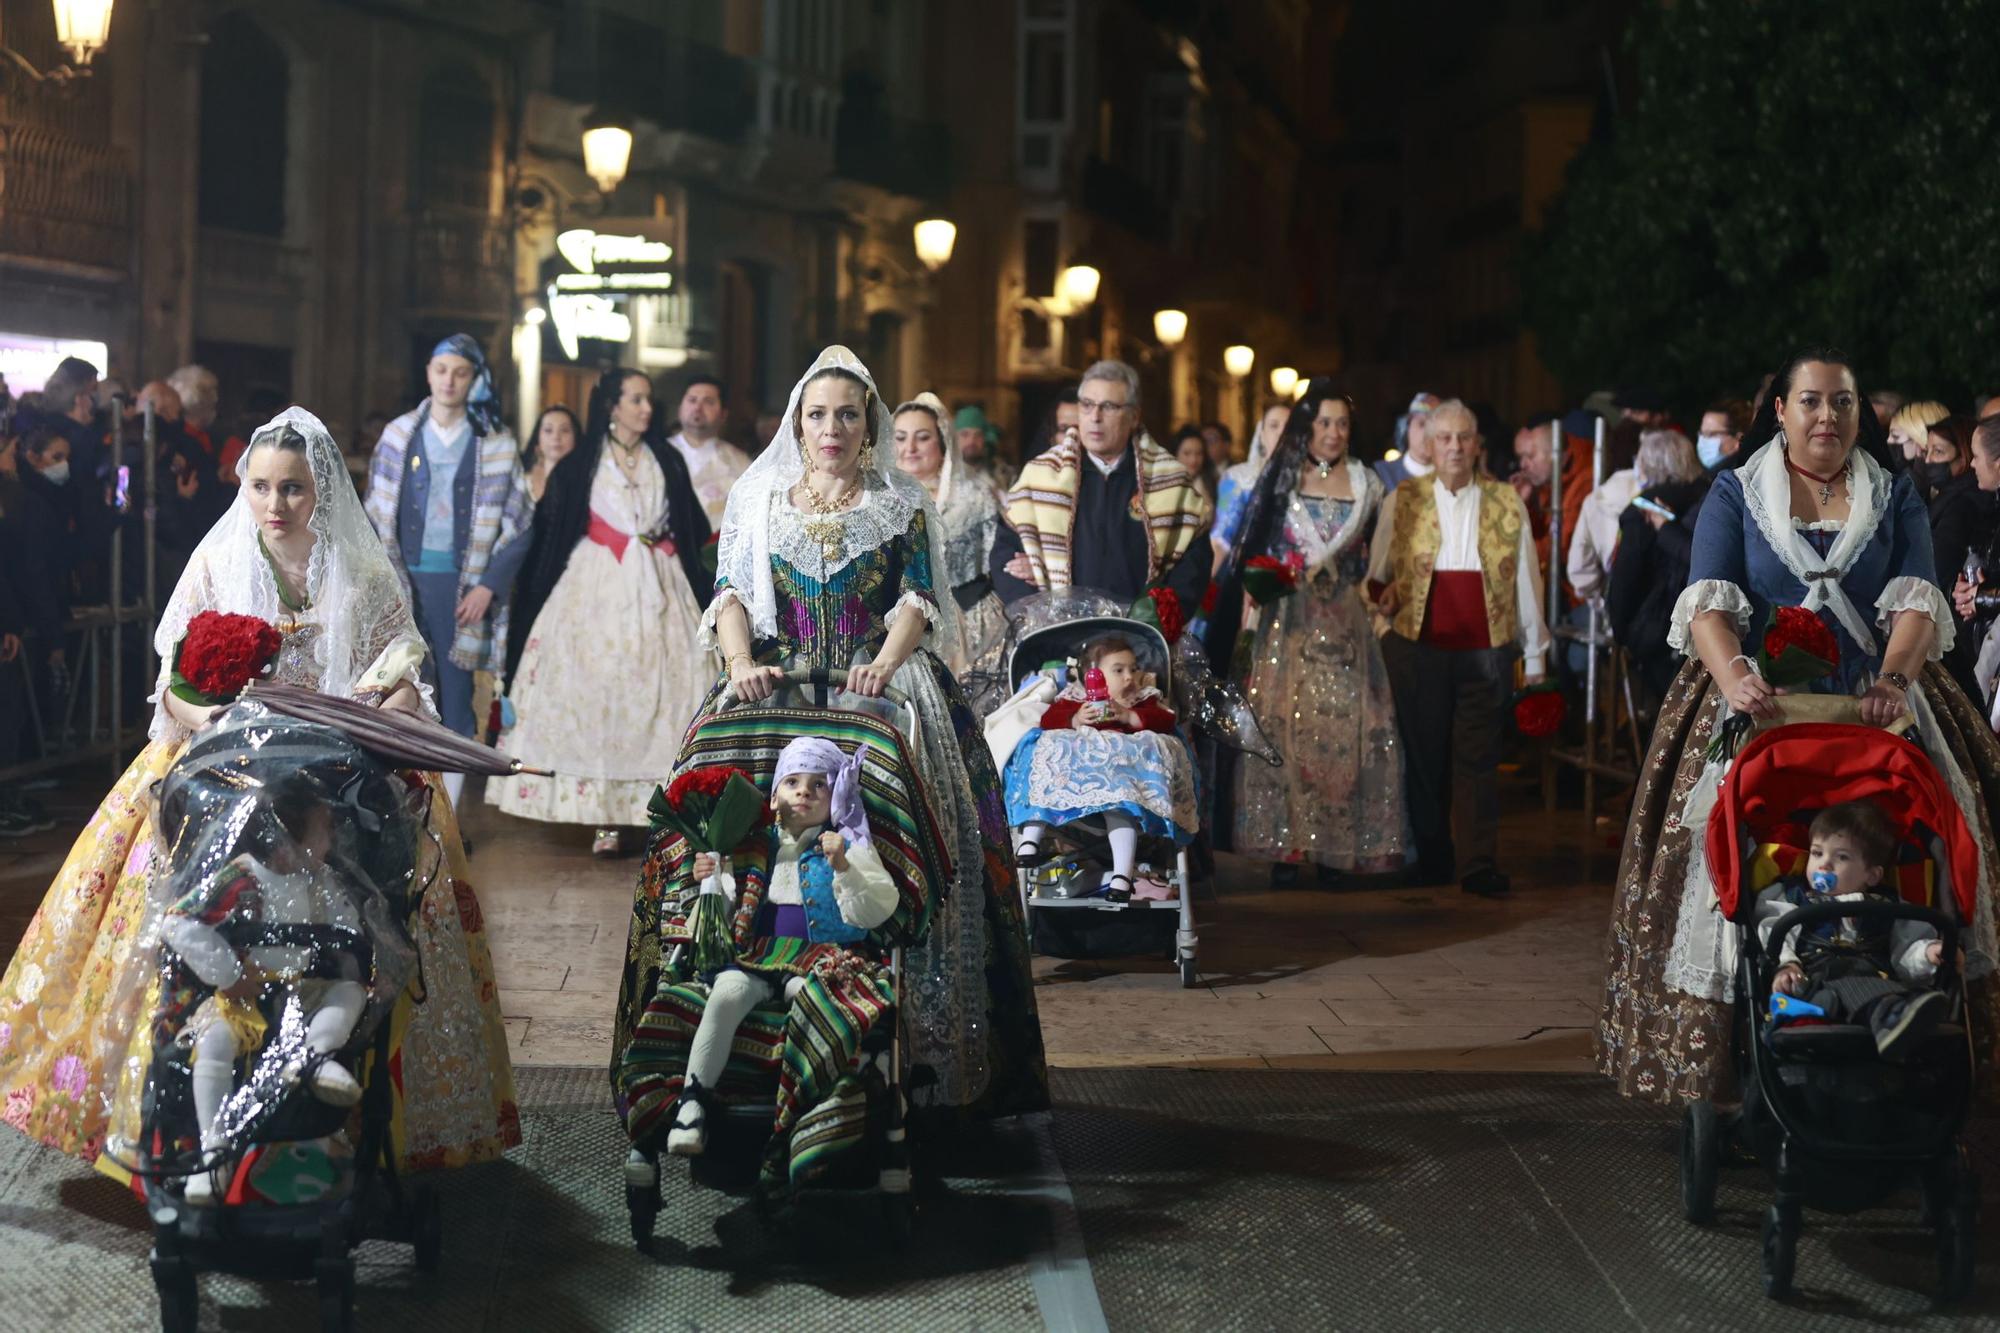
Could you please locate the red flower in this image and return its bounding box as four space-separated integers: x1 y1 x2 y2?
1200 582 1219 616
1514 686 1567 739
1757 606 1839 688
664 765 743 809
174 611 282 702
1242 556 1300 605
1148 587 1185 644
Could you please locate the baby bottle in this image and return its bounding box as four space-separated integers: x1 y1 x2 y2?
1084 667 1109 703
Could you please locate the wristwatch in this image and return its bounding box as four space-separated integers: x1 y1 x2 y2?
1881 671 1911 691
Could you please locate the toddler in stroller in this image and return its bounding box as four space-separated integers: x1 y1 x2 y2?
663 736 900 1157
1006 632 1196 902
615 670 947 1253
1681 718 1979 1303
1757 800 1950 1059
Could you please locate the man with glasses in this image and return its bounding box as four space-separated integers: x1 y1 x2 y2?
991 359 1211 616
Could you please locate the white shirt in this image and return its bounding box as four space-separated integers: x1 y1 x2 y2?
1400 454 1435 478
1565 468 1643 601
1084 447 1127 477
1368 477 1552 675
671 431 751 528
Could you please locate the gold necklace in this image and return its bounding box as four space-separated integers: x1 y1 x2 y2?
797 475 861 562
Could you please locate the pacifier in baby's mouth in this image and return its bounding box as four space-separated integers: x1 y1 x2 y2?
1809 869 1840 896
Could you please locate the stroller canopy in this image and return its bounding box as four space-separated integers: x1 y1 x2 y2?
1706 722 1979 922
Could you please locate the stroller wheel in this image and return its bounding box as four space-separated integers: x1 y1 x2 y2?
316 1258 356 1333
1760 1203 1799 1300
1179 954 1199 989
150 1248 199 1333
626 1158 661 1255
1934 1159 1979 1305
412 1187 444 1274
883 1192 914 1250
1679 1101 1721 1225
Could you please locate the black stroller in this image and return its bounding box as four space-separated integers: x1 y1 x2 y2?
126 692 523 1332
1679 719 1980 1302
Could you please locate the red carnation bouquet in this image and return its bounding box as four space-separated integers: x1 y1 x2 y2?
647 765 772 973
169 611 283 708
1757 605 1840 688
1242 553 1304 606
1513 681 1568 739
1128 586 1186 644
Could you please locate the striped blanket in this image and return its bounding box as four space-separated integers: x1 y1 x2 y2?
612 704 949 1186
1002 430 1212 591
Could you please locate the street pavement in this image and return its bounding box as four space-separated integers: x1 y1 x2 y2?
1 769 1992 1329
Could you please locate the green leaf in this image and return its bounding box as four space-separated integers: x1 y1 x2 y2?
706 772 770 853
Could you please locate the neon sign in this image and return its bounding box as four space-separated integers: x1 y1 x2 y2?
546 228 677 359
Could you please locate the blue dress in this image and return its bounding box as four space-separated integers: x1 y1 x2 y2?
1002 705 1200 845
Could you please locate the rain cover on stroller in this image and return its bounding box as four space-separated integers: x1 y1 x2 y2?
106 701 427 1193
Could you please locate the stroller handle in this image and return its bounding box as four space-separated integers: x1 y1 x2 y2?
1760 899 1959 984
709 667 922 748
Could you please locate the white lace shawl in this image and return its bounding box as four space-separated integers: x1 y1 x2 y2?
1290 459 1379 576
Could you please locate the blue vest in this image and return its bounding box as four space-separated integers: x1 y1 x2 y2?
797 838 868 945
396 418 482 572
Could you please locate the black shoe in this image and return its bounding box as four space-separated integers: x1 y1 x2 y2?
1875 990 1947 1059
1460 869 1512 899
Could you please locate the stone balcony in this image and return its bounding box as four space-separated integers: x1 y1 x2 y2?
0 120 131 276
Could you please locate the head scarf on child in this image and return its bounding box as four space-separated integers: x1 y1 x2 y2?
773 736 870 848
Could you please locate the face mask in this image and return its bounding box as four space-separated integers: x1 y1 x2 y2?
36 461 69 486
1696 434 1728 469
1918 459 1956 491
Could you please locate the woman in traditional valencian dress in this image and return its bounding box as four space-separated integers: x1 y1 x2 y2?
493 367 714 858
1205 379 1408 883
891 391 1008 673
0 408 518 1172
1599 349 2000 1105
616 346 1048 1121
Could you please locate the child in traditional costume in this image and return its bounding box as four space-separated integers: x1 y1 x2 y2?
664 737 898 1157
1004 633 1198 900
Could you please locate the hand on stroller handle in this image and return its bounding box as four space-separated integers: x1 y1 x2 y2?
712 666 917 713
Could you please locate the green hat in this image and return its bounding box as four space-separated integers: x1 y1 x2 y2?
954 405 1000 443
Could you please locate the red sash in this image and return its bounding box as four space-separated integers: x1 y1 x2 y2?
1421 571 1492 651
587 509 631 561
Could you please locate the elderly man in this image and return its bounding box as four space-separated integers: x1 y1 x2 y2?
365 334 533 807
991 358 1211 615
1368 399 1549 898
669 374 749 528
1376 392 1440 491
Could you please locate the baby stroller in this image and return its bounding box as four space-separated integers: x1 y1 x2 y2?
617 668 951 1255
1678 716 1980 1302
1001 609 1201 988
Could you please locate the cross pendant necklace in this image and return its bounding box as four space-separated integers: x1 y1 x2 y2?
1784 453 1845 507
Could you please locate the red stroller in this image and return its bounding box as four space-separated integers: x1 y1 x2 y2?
1680 720 1980 1302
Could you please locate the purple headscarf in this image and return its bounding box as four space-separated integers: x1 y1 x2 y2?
774 736 870 848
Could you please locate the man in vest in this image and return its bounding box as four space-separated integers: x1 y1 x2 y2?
365 334 533 813
1367 398 1549 898
990 358 1211 616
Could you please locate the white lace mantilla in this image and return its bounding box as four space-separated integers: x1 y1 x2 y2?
1668 579 1754 656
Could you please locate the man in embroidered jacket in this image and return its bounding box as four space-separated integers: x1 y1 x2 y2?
989 359 1212 615
364 334 533 806
1368 399 1550 898
668 374 750 529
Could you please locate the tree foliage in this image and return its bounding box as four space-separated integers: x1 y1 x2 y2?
1521 0 2000 410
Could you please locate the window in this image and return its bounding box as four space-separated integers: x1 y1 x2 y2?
197 13 289 237
1023 32 1066 122
419 64 496 213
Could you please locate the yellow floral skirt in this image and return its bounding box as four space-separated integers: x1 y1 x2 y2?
0 742 520 1173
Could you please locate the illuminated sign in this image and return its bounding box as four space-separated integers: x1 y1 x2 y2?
0 333 109 394
545 227 677 360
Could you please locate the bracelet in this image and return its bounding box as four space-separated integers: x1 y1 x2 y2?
726 652 754 671
1726 654 1759 676
1880 670 1911 692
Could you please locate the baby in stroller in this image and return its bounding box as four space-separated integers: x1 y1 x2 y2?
1758 800 1948 1058
161 790 371 1204
1004 632 1199 901
662 737 900 1158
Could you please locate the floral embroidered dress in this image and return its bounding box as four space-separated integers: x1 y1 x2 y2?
1599 438 2000 1106
1002 691 1200 843
492 448 710 826
0 409 518 1172
1236 470 1409 872
668 489 1047 1119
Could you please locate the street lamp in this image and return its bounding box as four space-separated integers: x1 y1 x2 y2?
1269 366 1298 398
1223 344 1255 379
1152 309 1188 348
1059 264 1101 310
52 0 113 64
580 110 634 194
913 218 957 272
